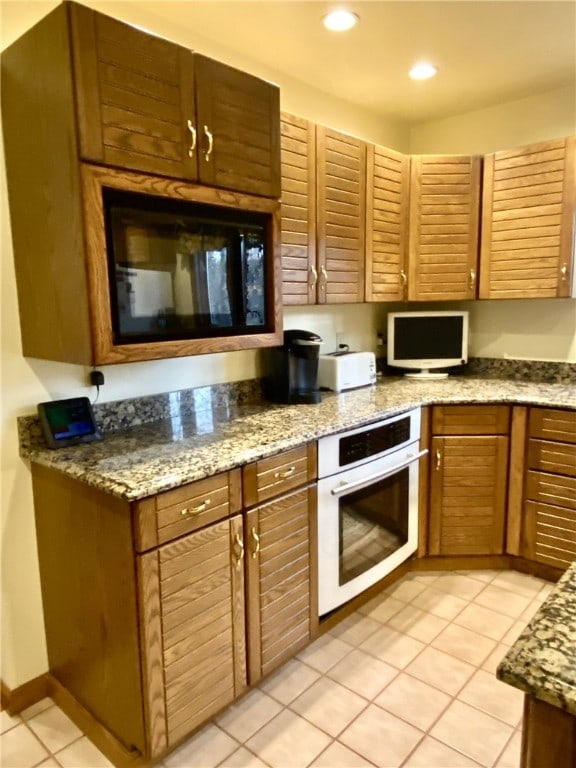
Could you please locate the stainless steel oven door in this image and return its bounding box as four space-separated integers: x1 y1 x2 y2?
317 443 427 616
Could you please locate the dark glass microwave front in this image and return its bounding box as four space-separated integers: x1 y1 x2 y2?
104 190 272 344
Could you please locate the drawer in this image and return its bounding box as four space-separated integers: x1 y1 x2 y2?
432 405 510 435
134 469 242 551
523 500 576 569
529 408 576 444
243 443 317 508
527 438 576 478
525 470 576 511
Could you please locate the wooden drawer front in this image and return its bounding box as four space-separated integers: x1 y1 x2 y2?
158 516 246 746
134 469 242 551
280 113 316 305
243 444 317 507
526 471 576 511
432 405 510 435
529 408 576 444
523 500 576 569
528 439 576 478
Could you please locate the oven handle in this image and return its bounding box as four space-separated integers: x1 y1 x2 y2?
330 449 429 497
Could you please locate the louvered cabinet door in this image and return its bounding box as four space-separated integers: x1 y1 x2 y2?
317 126 367 303
280 113 317 304
195 55 280 198
245 486 318 684
70 3 196 180
138 516 247 754
428 436 508 556
480 137 576 298
408 155 481 301
365 144 410 301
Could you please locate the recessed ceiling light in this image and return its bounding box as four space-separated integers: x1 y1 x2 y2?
323 10 359 32
409 62 438 81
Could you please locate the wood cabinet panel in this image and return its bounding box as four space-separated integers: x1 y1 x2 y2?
529 408 576 444
246 486 318 684
316 126 366 303
280 113 317 304
480 137 576 299
146 515 247 746
522 501 576 570
429 435 508 555
527 439 576 478
365 144 410 301
432 405 510 435
408 155 481 300
243 443 317 508
521 695 576 768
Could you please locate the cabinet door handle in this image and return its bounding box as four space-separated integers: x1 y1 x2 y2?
400 269 407 297
234 532 245 565
180 498 211 516
435 448 442 471
187 120 197 157
561 263 568 281
320 265 328 292
204 125 213 162
469 269 476 289
251 527 260 559
274 466 295 480
310 265 318 289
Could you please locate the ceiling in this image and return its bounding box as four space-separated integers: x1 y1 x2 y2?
144 0 576 125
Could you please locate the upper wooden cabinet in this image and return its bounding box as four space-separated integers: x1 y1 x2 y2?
408 155 482 301
279 115 366 305
365 145 410 302
70 2 280 197
479 137 576 299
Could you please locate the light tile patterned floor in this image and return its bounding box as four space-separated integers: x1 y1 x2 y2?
0 569 553 768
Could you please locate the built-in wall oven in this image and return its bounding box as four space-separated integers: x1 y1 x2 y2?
317 408 427 617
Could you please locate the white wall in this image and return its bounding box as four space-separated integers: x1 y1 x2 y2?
1 1 574 691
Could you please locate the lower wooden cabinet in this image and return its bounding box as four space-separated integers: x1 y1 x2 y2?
428 405 510 556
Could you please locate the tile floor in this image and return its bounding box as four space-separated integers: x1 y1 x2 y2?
1 568 554 768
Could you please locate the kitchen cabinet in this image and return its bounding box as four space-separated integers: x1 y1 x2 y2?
407 154 482 301
520 408 576 569
1 1 282 366
243 444 318 684
479 136 576 299
365 144 410 302
280 116 366 305
71 2 280 197
428 405 510 556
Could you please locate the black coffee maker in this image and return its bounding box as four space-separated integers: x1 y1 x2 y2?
267 329 322 404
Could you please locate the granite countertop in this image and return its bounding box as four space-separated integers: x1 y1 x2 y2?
22 376 576 501
497 562 576 716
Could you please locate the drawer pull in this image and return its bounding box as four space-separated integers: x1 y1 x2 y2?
274 466 295 480
251 527 260 559
435 449 442 471
180 499 211 516
234 532 245 565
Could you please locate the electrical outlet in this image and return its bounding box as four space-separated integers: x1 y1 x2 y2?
90 370 104 387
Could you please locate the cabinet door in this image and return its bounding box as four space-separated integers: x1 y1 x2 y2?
408 155 481 301
479 137 576 299
316 126 366 303
429 436 508 556
280 113 317 304
138 515 247 753
365 144 410 302
522 501 576 570
70 3 196 180
194 55 280 198
245 486 318 684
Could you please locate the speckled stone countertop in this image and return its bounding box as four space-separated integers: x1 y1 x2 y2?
22 376 575 501
497 562 576 716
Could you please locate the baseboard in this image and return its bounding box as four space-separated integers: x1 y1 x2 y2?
0 673 51 715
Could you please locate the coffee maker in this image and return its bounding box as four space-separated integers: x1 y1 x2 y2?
267 329 322 404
